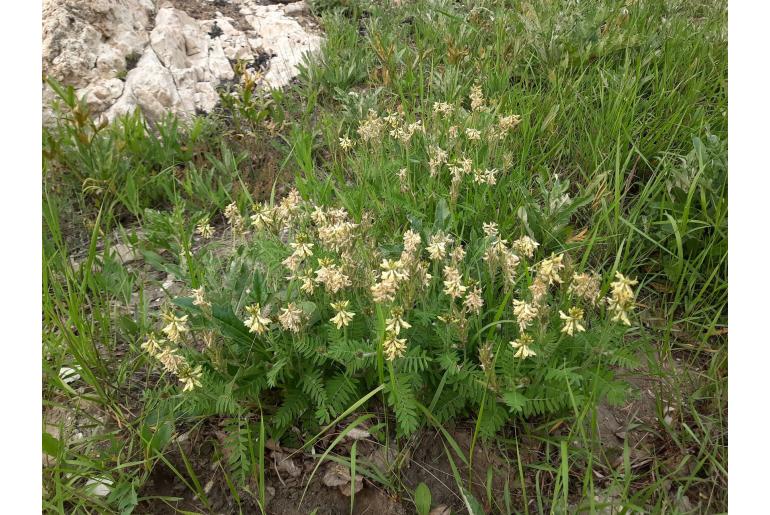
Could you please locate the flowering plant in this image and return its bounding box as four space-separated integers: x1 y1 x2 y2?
142 193 637 438
140 90 639 438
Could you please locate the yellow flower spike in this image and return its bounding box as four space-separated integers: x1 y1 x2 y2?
330 300 355 330
244 304 271 335
510 334 536 359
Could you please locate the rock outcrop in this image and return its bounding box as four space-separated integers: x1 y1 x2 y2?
42 0 323 125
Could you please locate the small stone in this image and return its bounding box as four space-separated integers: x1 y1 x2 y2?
58 366 81 384
84 477 113 497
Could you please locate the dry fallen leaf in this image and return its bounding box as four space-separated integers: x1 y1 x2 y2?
345 427 371 441
272 451 302 478
322 462 351 487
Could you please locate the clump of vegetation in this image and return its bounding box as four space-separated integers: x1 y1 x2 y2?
141 97 641 445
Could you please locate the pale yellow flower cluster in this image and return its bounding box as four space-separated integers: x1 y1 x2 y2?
275 189 303 229
314 259 352 294
559 306 586 336
427 231 453 261
469 84 486 112
535 253 565 286
283 238 315 273
330 300 355 329
383 333 407 361
315 208 358 253
339 135 354 151
244 303 271 335
357 109 385 142
489 114 522 141
512 236 539 258
192 287 211 310
432 101 455 118
397 168 409 192
473 168 498 186
482 222 499 239
482 236 521 284
478 341 494 371
224 202 247 236
428 145 448 177
512 299 539 331
390 119 424 144
510 334 536 359
463 285 484 315
141 332 202 391
162 310 189 343
465 127 482 141
606 272 638 326
250 202 275 231
278 302 304 333
370 232 418 304
196 217 215 239
568 272 601 305
442 265 467 299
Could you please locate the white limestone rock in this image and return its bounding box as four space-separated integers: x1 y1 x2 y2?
43 0 322 124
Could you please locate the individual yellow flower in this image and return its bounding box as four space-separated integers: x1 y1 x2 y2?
510 334 536 359
141 333 163 356
383 333 407 361
559 307 586 336
162 311 189 343
385 308 412 335
244 304 271 335
278 303 304 333
339 135 354 150
330 300 355 329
